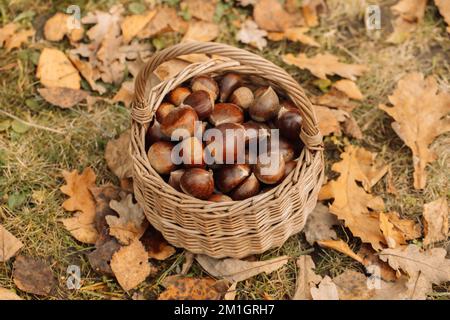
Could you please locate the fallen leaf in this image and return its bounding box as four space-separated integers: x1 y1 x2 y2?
151 59 191 84
292 255 322 300
107 194 148 245
121 10 156 43
311 89 358 113
342 115 363 140
357 244 398 282
0 287 22 300
138 6 188 39
223 282 238 300
182 0 217 22
379 212 406 248
181 251 195 275
182 21 219 42
113 81 134 107
310 276 339 300
283 53 368 80
302 0 326 27
379 72 450 189
315 105 348 136
253 0 299 32
380 244 450 285
0 225 23 262
303 203 339 245
387 17 417 44
36 48 81 89
44 12 84 42
332 80 363 100
105 130 133 179
0 23 18 47
82 4 123 44
236 20 268 51
158 275 228 300
423 198 448 246
13 255 56 296
195 255 289 282
140 226 176 260
68 55 106 94
38 87 89 109
384 211 421 241
88 239 122 275
268 27 319 47
4 28 34 52
392 0 427 22
436 0 450 33
317 239 364 264
110 239 156 291
318 145 386 250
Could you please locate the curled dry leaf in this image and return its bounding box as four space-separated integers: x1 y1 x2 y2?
379 72 450 189
140 226 176 260
121 10 156 44
236 20 268 51
37 48 81 89
435 0 450 33
68 55 106 94
311 88 358 113
0 23 34 52
282 53 368 81
107 194 148 245
423 198 448 246
315 105 348 136
13 255 57 296
196 255 289 283
332 80 363 101
303 203 339 245
310 276 339 300
0 225 23 262
38 87 89 109
182 21 219 43
88 239 121 276
158 275 229 300
44 13 84 42
113 81 134 107
181 252 195 275
317 239 364 264
357 244 397 282
105 130 133 179
110 239 156 291
253 0 299 32
379 212 406 248
268 27 319 47
0 287 22 300
292 255 322 300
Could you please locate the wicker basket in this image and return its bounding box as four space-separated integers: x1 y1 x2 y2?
130 42 324 258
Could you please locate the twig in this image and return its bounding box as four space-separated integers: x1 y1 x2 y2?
0 108 65 134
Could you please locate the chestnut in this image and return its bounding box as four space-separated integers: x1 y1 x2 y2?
168 87 191 106
276 104 303 141
208 194 233 202
147 141 177 175
191 75 219 101
283 160 297 179
156 102 175 123
230 173 260 200
249 86 280 122
215 164 251 193
230 87 254 110
180 168 214 200
243 121 270 144
183 90 214 120
145 121 164 148
178 136 204 167
209 103 244 126
254 152 285 184
204 123 246 164
160 105 198 138
219 73 242 102
168 169 185 191
271 137 296 162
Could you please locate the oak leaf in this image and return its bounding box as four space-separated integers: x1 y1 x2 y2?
182 21 219 42
112 81 134 107
121 10 156 43
0 225 23 262
303 203 339 245
315 105 348 137
0 23 18 47
302 0 326 27
68 55 106 94
292 255 322 300
268 27 319 47
436 0 450 33
332 80 364 101
36 48 81 89
158 276 229 300
137 6 188 39
253 0 298 32
0 24 34 52
311 89 358 113
379 72 450 189
13 255 57 296
379 212 406 248
391 0 427 22
44 13 84 42
104 130 133 179
38 87 89 109
317 239 364 264
423 198 448 246
236 20 267 51
182 0 217 22
357 244 398 282
140 226 176 261
88 239 121 275
310 276 339 300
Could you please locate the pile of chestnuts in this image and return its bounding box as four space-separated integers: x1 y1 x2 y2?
145 73 303 202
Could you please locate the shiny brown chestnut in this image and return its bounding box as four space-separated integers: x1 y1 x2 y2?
254 152 285 184
208 194 233 202
283 160 297 179
191 75 219 101
168 87 191 106
145 121 164 148
209 103 244 126
249 86 280 122
160 105 198 138
270 137 296 162
204 123 246 164
219 73 242 102
180 168 214 200
183 90 214 120
147 141 177 175
243 121 270 144
156 102 175 123
230 173 260 200
230 87 254 110
215 164 251 193
276 104 303 141
178 136 204 167
168 169 185 191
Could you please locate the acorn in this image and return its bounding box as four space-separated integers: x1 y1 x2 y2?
168 87 191 106
230 87 254 110
219 73 242 102
156 102 176 123
184 90 214 120
276 104 303 141
208 194 233 202
209 103 244 126
160 105 198 139
230 173 260 200
168 169 185 191
147 141 177 175
180 168 214 200
249 86 280 122
191 75 219 101
254 152 285 184
215 164 251 193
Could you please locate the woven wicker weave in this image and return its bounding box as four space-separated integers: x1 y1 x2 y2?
130 42 324 258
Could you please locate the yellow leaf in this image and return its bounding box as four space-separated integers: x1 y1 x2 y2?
379 212 406 249
317 239 364 264
36 48 81 89
182 21 219 42
121 10 156 44
332 79 363 101
423 198 448 246
268 27 319 47
0 23 18 47
5 28 34 52
0 225 23 262
44 13 84 42
302 0 326 27
435 0 450 33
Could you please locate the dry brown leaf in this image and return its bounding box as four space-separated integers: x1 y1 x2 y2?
88 239 121 276
311 89 358 113
303 203 339 245
182 0 217 22
110 239 156 291
392 0 427 22
253 0 298 32
138 6 188 39
0 287 22 300
181 252 195 275
13 255 57 296
318 239 364 264
182 21 219 42
380 244 450 285
379 212 406 248
342 115 363 140
332 79 363 100
68 55 106 94
60 215 98 244
140 226 176 260
4 28 34 52
113 81 134 107
0 23 18 47
107 194 147 245
38 87 89 109
268 27 319 47
310 276 339 300
82 4 123 44
44 13 84 42
318 145 386 250
224 282 238 300
158 275 229 300
236 20 267 50
149 59 191 90
37 48 81 89
283 53 368 80
302 0 326 27
292 255 322 300
0 225 23 262
436 0 450 33
423 198 448 246
384 211 421 241
105 130 133 179
315 105 348 136
387 17 417 44
121 10 156 44
379 72 450 189
195 255 289 282
357 244 398 282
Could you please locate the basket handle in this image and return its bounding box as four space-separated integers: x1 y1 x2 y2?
133 41 322 149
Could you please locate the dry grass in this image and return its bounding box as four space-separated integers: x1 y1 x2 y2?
0 0 449 300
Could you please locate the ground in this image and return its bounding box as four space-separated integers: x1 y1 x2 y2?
0 0 449 300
